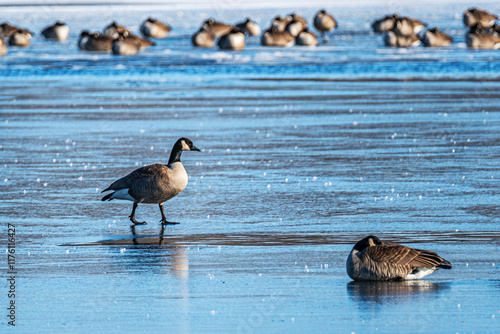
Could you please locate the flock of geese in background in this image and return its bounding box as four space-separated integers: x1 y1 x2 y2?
101 137 453 282
0 7 499 56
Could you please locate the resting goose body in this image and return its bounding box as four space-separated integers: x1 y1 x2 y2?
235 18 261 36
83 32 113 52
218 28 245 50
384 31 421 47
261 27 294 47
112 35 141 56
101 138 200 226
463 8 498 28
8 31 31 47
313 9 337 38
296 29 318 46
392 17 427 36
140 17 172 39
371 14 399 33
0 22 33 39
103 21 130 39
192 27 215 47
119 31 155 49
466 28 500 49
270 16 292 32
201 18 232 38
41 21 69 41
421 28 453 47
347 236 452 281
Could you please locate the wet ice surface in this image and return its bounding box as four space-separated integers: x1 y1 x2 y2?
1 2 500 333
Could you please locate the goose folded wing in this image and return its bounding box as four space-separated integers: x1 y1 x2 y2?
361 244 422 266
103 164 164 191
362 244 448 268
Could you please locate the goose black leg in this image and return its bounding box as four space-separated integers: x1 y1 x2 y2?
159 203 179 226
129 202 147 225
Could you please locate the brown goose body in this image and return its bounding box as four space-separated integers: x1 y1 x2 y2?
466 28 500 49
140 17 172 39
296 29 317 46
41 21 69 41
384 31 420 47
392 17 427 36
84 32 113 52
101 138 200 226
371 14 399 33
421 28 453 47
463 8 498 28
192 27 215 47
270 16 292 32
347 236 452 281
120 31 155 49
0 22 33 39
112 36 141 56
261 27 294 47
103 21 130 38
218 29 245 50
202 18 232 38
8 31 31 47
313 9 337 34
235 18 261 36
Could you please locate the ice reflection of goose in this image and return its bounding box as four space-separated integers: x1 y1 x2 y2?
347 235 452 281
346 280 448 304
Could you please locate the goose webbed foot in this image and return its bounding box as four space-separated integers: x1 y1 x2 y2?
160 219 180 225
129 216 147 225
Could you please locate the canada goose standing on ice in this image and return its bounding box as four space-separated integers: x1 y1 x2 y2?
41 21 69 41
346 236 452 281
463 8 498 28
261 27 294 47
313 9 337 40
371 14 399 33
421 28 453 47
83 32 113 52
218 28 245 50
112 34 141 55
201 18 233 38
392 16 427 36
140 17 172 39
0 38 7 56
192 27 215 47
8 30 31 47
102 21 130 38
235 18 261 36
466 25 500 49
384 31 421 47
295 28 318 46
102 138 201 226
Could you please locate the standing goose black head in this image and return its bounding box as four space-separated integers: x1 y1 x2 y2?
101 137 201 230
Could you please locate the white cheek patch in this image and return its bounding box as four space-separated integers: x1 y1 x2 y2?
181 140 190 150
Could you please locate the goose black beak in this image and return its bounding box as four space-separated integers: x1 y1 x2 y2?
192 146 201 152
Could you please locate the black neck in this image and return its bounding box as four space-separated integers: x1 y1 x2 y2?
168 142 183 164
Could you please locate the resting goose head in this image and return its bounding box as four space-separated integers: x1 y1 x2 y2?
353 235 382 252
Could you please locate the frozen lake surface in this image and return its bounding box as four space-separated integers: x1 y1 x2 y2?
1 2 499 333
